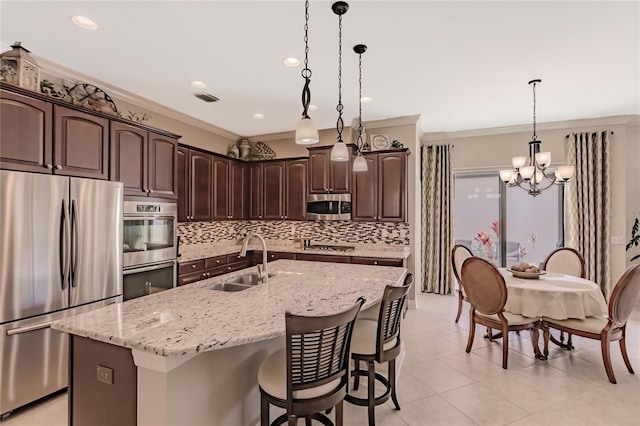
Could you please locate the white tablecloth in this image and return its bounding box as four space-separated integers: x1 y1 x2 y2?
501 269 607 320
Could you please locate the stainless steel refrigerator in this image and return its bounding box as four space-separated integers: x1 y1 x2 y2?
0 170 123 416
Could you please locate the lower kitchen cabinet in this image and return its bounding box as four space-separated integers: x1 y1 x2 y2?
295 253 351 263
252 251 296 265
350 256 404 267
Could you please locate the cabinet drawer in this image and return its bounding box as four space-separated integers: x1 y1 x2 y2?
179 260 204 275
254 251 296 263
351 257 403 267
205 265 228 278
226 253 247 264
177 270 206 286
226 259 251 273
296 253 351 264
205 255 227 269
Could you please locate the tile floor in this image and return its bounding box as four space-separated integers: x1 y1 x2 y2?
3 292 639 426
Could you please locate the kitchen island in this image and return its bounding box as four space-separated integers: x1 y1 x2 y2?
52 260 407 426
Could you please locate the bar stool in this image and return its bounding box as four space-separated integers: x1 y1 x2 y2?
258 297 365 426
345 274 413 426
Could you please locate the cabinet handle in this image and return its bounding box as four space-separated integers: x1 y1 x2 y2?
259 216 262 219
55 165 62 170
216 260 220 264
227 266 231 270
148 189 153 193
374 261 378 265
271 254 275 259
46 164 53 169
191 264 197 269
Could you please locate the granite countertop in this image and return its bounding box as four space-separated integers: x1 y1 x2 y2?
51 260 407 357
178 242 410 263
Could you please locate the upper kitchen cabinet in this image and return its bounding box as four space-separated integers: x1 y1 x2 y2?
262 159 307 220
212 156 248 220
0 89 53 173
249 163 263 220
1 89 107 179
307 146 351 194
352 149 408 222
110 122 178 199
178 146 213 222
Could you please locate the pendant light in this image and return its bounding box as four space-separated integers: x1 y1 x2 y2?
352 44 368 172
295 0 319 145
330 1 350 162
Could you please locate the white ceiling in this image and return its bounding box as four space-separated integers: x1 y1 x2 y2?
1 1 638 137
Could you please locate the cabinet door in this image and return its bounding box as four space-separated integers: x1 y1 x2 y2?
110 122 148 197
54 106 109 179
211 157 229 220
263 161 285 220
285 159 307 220
148 132 178 199
249 163 263 220
229 161 248 220
177 147 189 222
308 149 330 194
190 151 213 221
352 155 378 221
378 152 406 222
0 90 52 173
330 154 351 193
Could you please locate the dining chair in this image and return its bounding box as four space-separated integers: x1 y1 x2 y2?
461 257 541 368
258 297 365 426
540 247 587 347
452 245 473 323
542 264 640 384
345 274 413 426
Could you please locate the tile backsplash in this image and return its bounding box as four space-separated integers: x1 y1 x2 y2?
178 220 410 246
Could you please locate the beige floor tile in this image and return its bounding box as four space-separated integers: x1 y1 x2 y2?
342 401 408 426
440 382 528 426
406 359 475 394
1 391 67 426
396 395 476 426
441 352 508 381
469 341 538 370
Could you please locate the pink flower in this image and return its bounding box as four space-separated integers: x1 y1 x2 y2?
490 220 500 239
473 231 494 249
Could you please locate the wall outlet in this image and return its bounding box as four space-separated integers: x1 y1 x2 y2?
611 235 624 245
97 365 113 384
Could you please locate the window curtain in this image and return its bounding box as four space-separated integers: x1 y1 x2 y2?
565 131 612 296
421 144 453 294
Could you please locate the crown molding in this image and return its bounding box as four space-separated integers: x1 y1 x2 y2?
33 55 241 141
421 115 639 142
363 114 421 129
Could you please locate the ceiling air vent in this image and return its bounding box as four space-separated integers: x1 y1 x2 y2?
194 92 220 103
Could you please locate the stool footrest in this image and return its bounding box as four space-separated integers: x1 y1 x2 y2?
345 371 391 406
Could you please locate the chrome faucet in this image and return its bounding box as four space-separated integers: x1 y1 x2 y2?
239 233 268 283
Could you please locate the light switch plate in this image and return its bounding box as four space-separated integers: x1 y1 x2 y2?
611 236 624 245
97 365 113 384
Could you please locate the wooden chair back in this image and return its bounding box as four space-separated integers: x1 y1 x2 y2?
541 247 586 278
376 274 413 363
285 297 364 405
609 264 640 327
452 245 473 284
460 257 507 315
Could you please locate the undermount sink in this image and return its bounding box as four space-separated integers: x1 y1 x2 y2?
206 273 277 292
224 273 276 286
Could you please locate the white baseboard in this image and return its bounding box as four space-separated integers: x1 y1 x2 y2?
408 299 417 310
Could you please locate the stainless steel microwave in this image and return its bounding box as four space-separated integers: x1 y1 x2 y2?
306 193 351 220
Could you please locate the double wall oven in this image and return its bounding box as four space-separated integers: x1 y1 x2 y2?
122 201 177 301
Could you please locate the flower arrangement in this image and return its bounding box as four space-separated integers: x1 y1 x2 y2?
518 232 539 262
472 220 499 259
626 217 640 262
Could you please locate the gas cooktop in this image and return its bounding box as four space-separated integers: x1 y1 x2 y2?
305 244 355 252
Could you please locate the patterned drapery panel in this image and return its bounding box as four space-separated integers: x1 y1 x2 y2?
421 145 453 294
565 131 612 296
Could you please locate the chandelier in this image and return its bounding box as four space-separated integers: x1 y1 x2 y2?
500 79 575 196
330 1 350 162
294 0 319 145
352 44 368 172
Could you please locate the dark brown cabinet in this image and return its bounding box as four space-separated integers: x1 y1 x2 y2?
263 159 307 220
178 147 213 222
307 146 351 194
249 163 264 220
352 149 408 222
296 253 351 263
351 256 404 267
263 161 285 220
1 90 108 179
110 122 178 198
212 157 248 220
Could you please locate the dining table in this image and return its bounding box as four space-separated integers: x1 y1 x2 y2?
487 268 608 359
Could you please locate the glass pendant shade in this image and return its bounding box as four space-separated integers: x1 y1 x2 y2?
512 156 527 169
499 169 514 183
330 141 349 161
535 151 551 168
558 165 575 180
295 117 319 145
353 153 367 171
520 166 535 180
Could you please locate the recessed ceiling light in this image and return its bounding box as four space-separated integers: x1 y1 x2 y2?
283 57 300 67
361 96 372 103
253 113 264 119
190 81 206 88
70 16 98 30
308 104 317 111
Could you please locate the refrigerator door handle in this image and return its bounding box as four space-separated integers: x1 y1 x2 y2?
6 322 52 336
71 199 79 288
60 199 71 290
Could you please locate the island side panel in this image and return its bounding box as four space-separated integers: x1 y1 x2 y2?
70 335 137 426
136 336 285 426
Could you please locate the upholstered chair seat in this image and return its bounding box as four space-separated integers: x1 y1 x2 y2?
350 320 399 355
